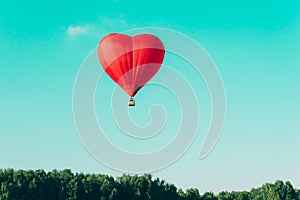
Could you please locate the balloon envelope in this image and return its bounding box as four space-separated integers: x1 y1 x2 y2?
98 33 165 97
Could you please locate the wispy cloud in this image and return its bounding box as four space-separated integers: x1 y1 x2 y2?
66 25 90 39
66 16 137 40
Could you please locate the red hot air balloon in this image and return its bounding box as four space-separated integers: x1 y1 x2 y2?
98 33 165 106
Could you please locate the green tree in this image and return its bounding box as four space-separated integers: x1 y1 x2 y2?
0 169 300 200
285 181 298 200
218 191 234 200
262 183 281 200
296 189 300 200
185 188 201 200
201 191 217 200
250 187 264 200
232 191 250 200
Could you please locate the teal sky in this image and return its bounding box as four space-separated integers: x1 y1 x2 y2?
1 0 300 193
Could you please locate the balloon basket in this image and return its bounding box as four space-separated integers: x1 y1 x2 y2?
129 98 135 106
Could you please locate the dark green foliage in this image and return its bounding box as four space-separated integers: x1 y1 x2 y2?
201 191 217 200
0 169 299 200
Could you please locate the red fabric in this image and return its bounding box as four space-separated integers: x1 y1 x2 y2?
98 33 165 97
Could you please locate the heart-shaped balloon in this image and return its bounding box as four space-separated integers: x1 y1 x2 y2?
98 33 165 98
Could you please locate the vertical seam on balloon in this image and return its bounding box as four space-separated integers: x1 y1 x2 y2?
135 49 144 94
133 49 141 96
129 37 134 96
131 38 137 96
119 45 129 95
122 49 129 95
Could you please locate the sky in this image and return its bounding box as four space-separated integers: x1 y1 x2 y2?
1 0 300 193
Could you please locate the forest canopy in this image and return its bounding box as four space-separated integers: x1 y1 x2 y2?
0 168 299 200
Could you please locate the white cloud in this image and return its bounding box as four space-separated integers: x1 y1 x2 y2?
66 25 90 39
65 16 137 40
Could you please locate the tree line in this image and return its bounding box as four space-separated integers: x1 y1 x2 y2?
0 168 299 200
